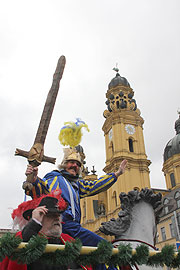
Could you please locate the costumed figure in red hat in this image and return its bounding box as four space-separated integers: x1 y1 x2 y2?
0 190 92 270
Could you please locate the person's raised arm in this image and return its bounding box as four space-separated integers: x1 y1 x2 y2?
24 165 48 198
114 159 127 178
25 164 38 182
79 159 128 198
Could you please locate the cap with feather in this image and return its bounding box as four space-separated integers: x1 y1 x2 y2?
12 190 67 229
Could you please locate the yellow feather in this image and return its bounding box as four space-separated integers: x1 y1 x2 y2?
58 120 89 147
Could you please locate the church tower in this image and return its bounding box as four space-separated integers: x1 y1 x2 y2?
80 70 151 239
163 111 180 190
102 69 151 193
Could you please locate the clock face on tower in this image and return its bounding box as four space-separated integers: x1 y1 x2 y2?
125 124 135 135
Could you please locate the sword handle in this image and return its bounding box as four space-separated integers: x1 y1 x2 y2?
22 161 39 191
15 148 56 164
19 143 42 191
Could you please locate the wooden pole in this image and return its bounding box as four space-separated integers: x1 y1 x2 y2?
17 242 173 256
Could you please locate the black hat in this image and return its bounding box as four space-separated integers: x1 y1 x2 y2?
23 196 67 220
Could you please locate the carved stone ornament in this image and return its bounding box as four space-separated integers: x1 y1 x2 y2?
100 188 163 236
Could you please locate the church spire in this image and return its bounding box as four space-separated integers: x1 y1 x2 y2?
102 69 151 193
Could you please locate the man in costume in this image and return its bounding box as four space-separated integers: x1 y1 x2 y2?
0 191 91 270
25 147 127 248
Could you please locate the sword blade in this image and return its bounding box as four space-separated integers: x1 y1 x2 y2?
34 55 66 145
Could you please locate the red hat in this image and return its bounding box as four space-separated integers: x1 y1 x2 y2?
12 190 67 222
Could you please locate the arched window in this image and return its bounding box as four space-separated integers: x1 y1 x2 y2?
97 202 106 216
112 191 118 207
175 191 180 208
134 187 140 191
175 191 180 199
129 138 134 152
161 227 166 241
163 198 169 214
170 173 176 187
110 141 114 154
177 212 180 232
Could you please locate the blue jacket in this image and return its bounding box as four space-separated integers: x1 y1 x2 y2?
26 171 117 223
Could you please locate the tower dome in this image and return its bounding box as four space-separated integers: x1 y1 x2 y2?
164 112 180 162
108 71 130 89
105 68 137 114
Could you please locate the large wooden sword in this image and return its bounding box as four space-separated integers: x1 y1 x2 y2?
15 55 66 191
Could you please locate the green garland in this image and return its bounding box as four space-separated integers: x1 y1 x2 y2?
0 232 21 260
109 243 132 267
76 240 113 266
12 235 48 264
0 233 180 268
41 238 82 267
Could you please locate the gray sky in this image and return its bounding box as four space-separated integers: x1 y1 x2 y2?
0 0 180 228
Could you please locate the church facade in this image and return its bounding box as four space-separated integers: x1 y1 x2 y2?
156 113 180 251
80 70 180 251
